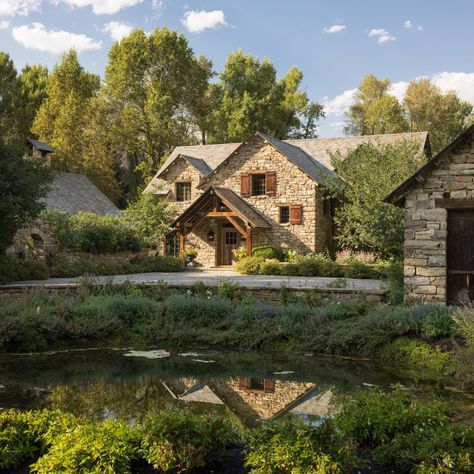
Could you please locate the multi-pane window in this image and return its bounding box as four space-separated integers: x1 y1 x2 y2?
176 182 191 202
279 206 290 224
225 231 238 245
251 174 266 196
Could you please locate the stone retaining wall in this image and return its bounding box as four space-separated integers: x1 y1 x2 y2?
0 282 386 304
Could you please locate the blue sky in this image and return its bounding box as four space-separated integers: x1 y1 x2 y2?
1 0 474 136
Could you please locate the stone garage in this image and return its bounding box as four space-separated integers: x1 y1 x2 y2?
385 124 474 305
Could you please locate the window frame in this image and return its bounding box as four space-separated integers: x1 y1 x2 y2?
279 206 290 224
175 181 192 202
250 173 267 196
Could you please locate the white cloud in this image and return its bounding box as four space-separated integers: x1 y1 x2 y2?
404 20 412 29
368 28 395 44
389 81 409 102
322 88 357 117
0 0 40 16
103 21 133 41
322 24 346 34
431 72 474 104
12 22 102 53
417 24 423 32
181 9 228 33
0 19 9 28
54 0 142 15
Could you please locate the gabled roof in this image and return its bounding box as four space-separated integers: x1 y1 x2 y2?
172 186 272 229
27 138 54 153
180 155 213 177
145 131 430 194
42 172 119 216
385 125 474 206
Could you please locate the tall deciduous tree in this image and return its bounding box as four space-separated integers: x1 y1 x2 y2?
404 78 473 153
0 51 19 142
33 50 99 171
17 64 49 138
344 74 408 136
0 138 51 253
100 28 212 199
210 50 323 142
330 141 426 257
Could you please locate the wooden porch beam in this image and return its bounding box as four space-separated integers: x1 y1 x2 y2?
226 216 247 237
205 211 239 217
178 230 186 261
435 198 474 209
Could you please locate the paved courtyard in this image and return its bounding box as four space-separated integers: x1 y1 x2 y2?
3 268 385 292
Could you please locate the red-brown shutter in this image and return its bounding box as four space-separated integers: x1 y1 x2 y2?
239 377 251 389
266 171 277 196
289 205 303 224
264 379 275 393
241 173 250 197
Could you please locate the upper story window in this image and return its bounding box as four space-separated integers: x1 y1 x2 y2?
251 174 266 196
176 182 191 202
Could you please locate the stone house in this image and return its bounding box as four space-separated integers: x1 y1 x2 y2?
146 131 428 268
9 139 119 257
385 124 474 305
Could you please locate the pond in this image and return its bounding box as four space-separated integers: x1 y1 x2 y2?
1 348 473 427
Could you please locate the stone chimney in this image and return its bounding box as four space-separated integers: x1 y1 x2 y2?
26 138 54 167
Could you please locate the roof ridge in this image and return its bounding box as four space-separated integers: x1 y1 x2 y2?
285 131 428 142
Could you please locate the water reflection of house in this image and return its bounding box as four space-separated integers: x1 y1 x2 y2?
162 376 333 427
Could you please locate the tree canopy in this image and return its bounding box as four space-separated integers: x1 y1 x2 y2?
330 141 426 257
345 74 473 152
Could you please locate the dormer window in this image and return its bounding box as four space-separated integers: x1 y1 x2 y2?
176 182 191 202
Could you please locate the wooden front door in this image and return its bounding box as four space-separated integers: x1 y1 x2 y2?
447 210 474 305
221 229 240 266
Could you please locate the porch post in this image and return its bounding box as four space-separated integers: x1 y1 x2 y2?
246 226 252 257
178 229 186 262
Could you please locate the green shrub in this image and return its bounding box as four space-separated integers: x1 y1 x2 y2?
252 245 285 261
334 388 474 473
217 281 242 300
245 418 357 474
380 337 457 375
420 307 454 340
454 306 474 344
31 419 139 473
259 259 281 275
42 210 142 253
0 254 50 284
140 411 239 472
235 256 263 274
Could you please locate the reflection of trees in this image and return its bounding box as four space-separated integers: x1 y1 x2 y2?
47 377 178 422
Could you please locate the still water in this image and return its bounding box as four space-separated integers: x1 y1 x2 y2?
0 348 472 427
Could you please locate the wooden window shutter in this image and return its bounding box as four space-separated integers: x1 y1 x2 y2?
239 377 251 389
263 379 275 393
241 173 250 197
289 205 303 225
266 171 277 196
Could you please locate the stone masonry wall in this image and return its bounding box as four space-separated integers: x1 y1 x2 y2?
209 135 333 256
403 130 474 303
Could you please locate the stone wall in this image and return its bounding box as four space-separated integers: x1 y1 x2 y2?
403 129 474 303
7 223 57 257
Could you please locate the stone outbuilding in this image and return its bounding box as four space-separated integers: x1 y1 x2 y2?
385 124 474 305
9 139 119 258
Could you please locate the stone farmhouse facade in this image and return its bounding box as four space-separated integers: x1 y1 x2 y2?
146 131 429 268
386 124 474 305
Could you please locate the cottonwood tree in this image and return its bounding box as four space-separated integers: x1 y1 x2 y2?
404 78 473 153
330 141 426 257
17 64 49 138
344 74 408 135
209 50 323 142
99 28 212 200
0 52 19 142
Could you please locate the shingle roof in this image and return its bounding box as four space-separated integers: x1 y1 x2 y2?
27 138 54 153
42 172 119 216
172 186 272 229
145 131 430 192
180 155 213 177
